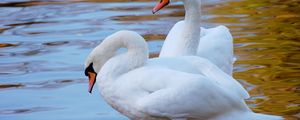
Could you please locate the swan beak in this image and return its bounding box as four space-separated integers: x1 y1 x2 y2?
152 0 170 14
88 72 97 93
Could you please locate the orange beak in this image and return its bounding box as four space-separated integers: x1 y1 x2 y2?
152 0 170 14
88 72 97 93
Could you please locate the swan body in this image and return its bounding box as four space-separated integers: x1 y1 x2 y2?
84 30 282 120
157 0 234 75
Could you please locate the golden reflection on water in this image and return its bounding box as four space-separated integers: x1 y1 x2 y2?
206 0 299 119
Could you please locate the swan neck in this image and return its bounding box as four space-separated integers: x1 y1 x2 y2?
182 0 201 55
184 0 201 25
91 31 148 82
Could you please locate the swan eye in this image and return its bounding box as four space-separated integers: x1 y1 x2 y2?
85 63 96 76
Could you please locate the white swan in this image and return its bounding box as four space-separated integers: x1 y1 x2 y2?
153 0 234 75
84 30 282 120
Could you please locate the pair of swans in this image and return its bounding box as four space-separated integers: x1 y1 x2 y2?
84 0 282 120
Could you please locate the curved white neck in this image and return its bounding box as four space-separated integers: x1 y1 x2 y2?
182 0 201 55
88 31 148 83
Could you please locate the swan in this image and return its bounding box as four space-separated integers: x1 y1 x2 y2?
153 0 234 75
153 0 244 100
84 30 282 120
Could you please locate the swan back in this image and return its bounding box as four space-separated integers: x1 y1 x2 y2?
197 26 234 75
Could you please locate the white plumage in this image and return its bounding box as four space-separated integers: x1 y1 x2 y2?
159 0 234 76
84 30 282 120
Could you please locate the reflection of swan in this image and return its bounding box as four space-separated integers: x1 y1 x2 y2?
84 30 282 120
153 0 234 75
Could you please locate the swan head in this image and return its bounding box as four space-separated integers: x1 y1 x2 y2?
85 46 108 93
84 32 120 93
84 30 149 93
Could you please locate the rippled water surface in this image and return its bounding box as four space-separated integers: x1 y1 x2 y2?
0 0 299 120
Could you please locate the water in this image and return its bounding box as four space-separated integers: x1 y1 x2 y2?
0 0 299 120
